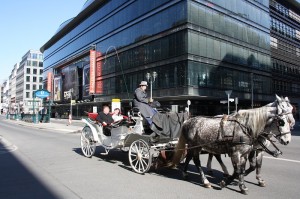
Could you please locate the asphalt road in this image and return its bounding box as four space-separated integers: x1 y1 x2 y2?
1 116 300 199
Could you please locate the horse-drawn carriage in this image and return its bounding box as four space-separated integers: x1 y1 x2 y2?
80 95 295 195
80 107 188 174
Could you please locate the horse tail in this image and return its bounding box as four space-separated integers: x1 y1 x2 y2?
172 131 187 165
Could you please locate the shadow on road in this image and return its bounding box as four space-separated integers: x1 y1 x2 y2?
0 139 60 199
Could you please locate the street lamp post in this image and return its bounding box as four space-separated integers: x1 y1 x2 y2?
225 90 232 115
146 71 157 102
69 88 74 116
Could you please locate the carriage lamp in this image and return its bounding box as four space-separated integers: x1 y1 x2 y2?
146 71 157 102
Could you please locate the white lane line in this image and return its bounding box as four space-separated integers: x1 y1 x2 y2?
264 156 300 164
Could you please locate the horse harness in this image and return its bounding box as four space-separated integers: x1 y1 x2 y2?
217 114 253 146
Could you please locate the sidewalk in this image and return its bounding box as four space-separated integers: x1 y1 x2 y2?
2 116 85 134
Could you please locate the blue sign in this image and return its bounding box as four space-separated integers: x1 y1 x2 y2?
34 90 50 99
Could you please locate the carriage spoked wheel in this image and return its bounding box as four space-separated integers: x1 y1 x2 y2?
81 126 96 158
128 139 152 174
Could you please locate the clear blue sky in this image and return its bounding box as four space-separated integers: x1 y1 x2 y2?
0 0 86 83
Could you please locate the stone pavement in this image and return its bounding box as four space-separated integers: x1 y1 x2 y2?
2 116 85 133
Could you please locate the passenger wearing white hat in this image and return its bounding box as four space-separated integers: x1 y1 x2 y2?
133 81 157 124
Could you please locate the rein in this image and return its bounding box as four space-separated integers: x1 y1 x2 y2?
258 135 282 157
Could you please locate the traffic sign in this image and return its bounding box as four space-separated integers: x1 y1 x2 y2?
34 89 50 99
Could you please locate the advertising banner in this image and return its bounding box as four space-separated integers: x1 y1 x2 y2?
95 60 103 94
62 65 78 101
47 72 53 93
89 50 96 94
53 76 62 101
82 64 90 97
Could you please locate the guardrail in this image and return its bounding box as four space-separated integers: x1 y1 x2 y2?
6 113 50 123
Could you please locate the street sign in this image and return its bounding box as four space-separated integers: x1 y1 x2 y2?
34 89 50 99
220 99 234 104
225 90 232 96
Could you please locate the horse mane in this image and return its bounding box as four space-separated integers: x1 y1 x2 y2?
236 107 275 138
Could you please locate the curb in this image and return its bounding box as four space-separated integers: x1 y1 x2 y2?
2 119 82 134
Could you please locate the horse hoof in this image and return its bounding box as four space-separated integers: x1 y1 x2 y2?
220 180 226 188
204 183 212 188
259 180 266 187
241 189 249 195
240 184 249 195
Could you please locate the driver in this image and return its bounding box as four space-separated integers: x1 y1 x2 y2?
133 81 157 125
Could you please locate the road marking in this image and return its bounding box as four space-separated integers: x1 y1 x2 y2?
264 156 300 164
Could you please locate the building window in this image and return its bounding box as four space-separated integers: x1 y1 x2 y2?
39 77 43 82
39 62 43 67
26 84 30 90
33 85 36 90
39 69 43 74
26 92 30 98
26 68 30 73
26 76 30 82
33 69 37 74
31 53 37 59
270 37 278 48
27 60 31 66
33 76 37 82
32 61 37 66
39 85 43 90
296 48 300 57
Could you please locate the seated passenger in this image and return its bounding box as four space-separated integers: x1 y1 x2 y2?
112 108 124 122
96 105 114 136
133 81 157 125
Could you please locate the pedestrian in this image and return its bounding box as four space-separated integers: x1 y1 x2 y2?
67 112 72 126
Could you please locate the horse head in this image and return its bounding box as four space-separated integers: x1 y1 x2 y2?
268 95 295 145
265 110 291 145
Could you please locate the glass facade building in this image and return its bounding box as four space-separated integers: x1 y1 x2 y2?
41 0 300 117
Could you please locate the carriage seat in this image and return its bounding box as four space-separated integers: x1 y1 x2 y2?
128 107 143 121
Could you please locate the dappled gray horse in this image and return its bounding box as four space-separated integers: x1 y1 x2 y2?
172 96 293 195
206 95 295 187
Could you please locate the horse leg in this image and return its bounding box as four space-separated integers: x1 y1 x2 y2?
193 149 211 188
237 157 249 195
214 154 230 177
220 163 238 188
245 150 256 176
220 155 249 195
182 149 193 180
206 153 214 176
255 150 266 187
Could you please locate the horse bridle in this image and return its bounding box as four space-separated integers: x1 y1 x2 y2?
272 112 292 139
259 112 292 156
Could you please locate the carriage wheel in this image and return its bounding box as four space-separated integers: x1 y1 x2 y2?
129 139 152 174
81 126 96 158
